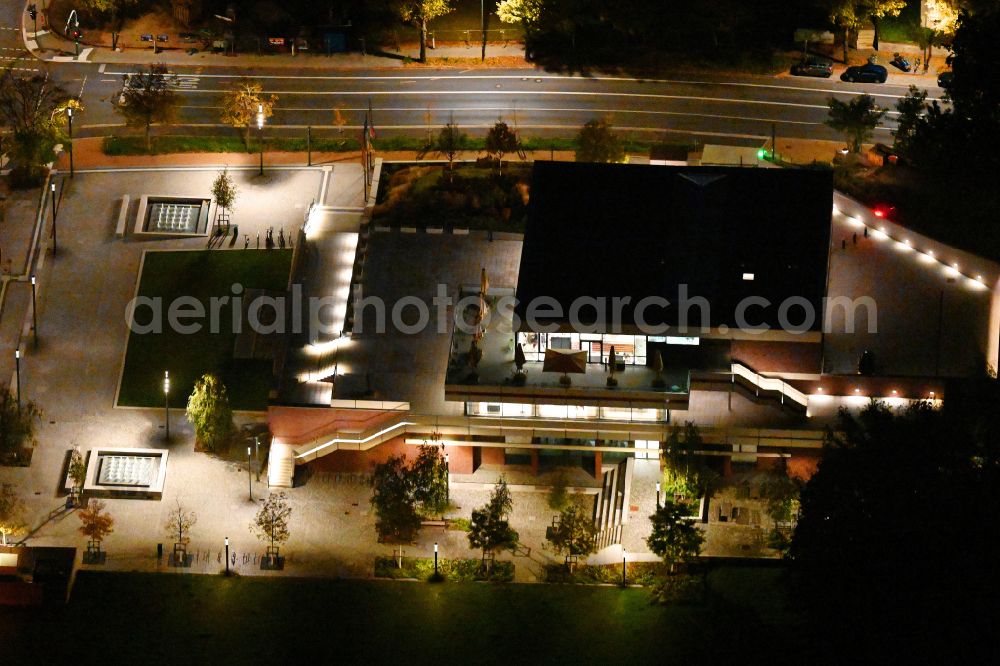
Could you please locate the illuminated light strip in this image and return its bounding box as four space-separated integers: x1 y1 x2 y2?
855 215 990 287
295 420 414 460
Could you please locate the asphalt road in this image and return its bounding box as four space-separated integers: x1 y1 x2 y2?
64 64 946 145
2 3 945 147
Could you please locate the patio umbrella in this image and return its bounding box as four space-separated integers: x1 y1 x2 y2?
514 342 526 371
543 348 586 374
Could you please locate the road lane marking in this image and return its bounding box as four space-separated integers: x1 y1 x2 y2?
164 88 840 110
79 121 893 134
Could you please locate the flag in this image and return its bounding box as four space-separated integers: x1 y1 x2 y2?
367 99 376 139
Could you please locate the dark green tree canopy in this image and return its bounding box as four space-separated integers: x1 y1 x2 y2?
575 119 624 163
791 395 1000 659
371 454 422 543
468 476 518 566
646 500 704 570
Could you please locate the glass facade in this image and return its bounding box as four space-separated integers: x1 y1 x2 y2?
518 332 695 366
467 402 665 422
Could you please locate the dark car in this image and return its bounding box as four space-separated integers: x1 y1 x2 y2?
840 63 888 83
791 57 833 78
937 71 954 87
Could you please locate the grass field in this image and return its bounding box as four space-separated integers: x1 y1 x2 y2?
0 567 807 663
117 250 292 411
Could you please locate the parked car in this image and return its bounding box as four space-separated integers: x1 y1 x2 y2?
937 71 954 88
840 63 888 83
889 53 911 72
791 57 833 78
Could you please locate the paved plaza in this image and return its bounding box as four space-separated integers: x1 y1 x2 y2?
4 160 994 585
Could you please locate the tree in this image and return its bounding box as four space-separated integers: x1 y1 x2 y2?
68 447 87 502
661 422 717 511
790 397 1000 660
825 94 886 153
0 69 66 185
410 444 449 515
646 500 704 573
0 390 42 461
211 167 238 224
186 373 234 453
547 469 570 511
547 504 597 566
575 119 624 163
420 121 467 177
892 85 928 154
371 454 422 544
915 27 940 74
0 483 26 546
484 121 524 176
77 499 114 552
467 476 519 570
399 0 455 63
251 492 292 561
116 64 178 152
220 79 277 149
821 1 905 58
164 500 197 545
81 0 137 50
497 0 544 27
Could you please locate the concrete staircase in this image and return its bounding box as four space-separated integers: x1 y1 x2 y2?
267 443 296 488
592 458 634 549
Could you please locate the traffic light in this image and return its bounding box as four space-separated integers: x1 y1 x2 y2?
757 148 770 160
72 29 82 41
28 5 36 21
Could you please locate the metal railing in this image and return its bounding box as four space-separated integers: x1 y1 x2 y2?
731 362 808 408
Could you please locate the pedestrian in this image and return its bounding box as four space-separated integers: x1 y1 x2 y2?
853 232 857 245
256 232 260 249
864 226 868 238
244 234 250 249
914 57 921 72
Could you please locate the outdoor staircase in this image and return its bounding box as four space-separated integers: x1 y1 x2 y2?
267 443 296 488
592 458 634 550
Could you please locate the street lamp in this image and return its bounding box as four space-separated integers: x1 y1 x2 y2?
50 181 57 256
655 481 661 509
225 537 230 575
257 104 265 176
14 349 21 411
30 275 38 347
67 107 74 178
622 547 627 587
163 371 170 440
480 0 486 62
434 542 439 576
444 452 450 502
254 435 261 481
247 446 253 501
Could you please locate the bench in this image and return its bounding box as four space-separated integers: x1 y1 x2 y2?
115 195 130 238
420 519 447 529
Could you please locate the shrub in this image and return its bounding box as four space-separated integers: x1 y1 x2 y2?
374 556 514 582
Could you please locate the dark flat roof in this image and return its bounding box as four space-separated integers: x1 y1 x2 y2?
515 162 833 332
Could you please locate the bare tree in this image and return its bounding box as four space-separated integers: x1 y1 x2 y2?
0 69 66 181
250 492 292 564
165 500 197 545
116 64 178 152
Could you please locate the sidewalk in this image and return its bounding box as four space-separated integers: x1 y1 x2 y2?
56 137 579 171
25 13 527 70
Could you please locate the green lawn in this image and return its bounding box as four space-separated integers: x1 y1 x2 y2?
0 568 807 663
118 250 292 411
877 2 923 45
